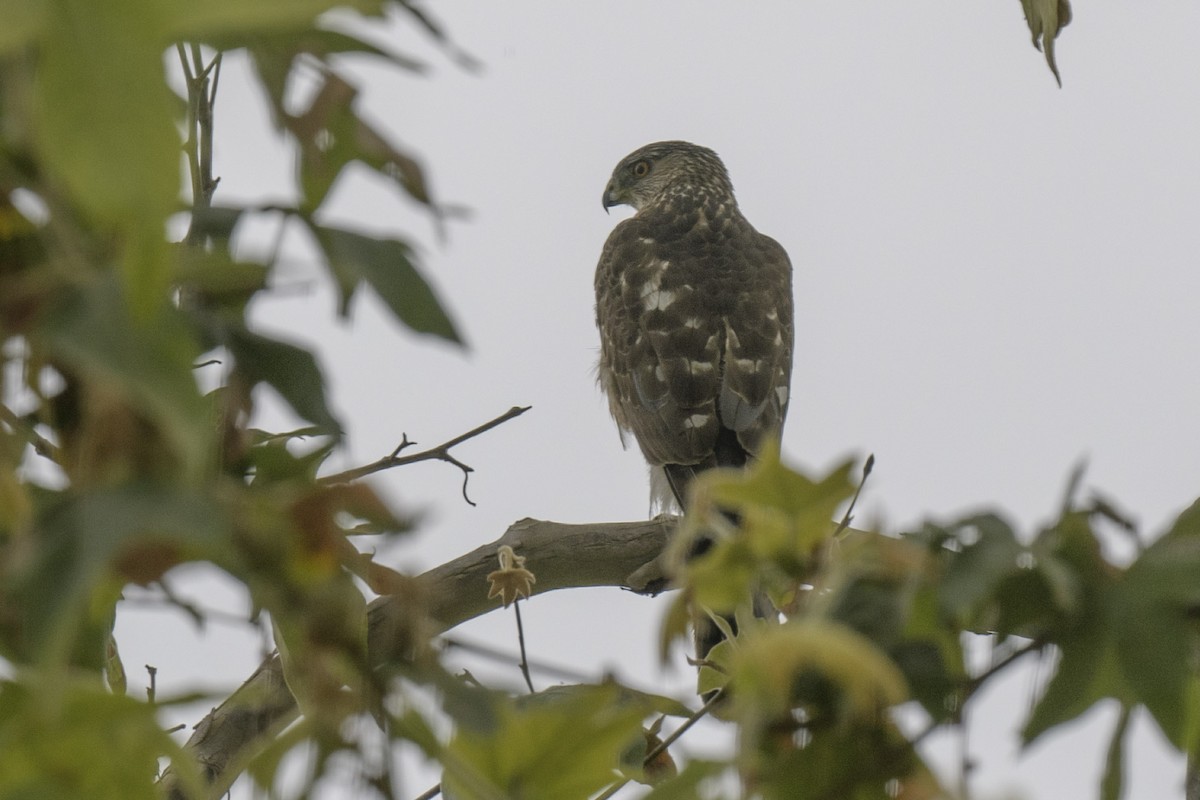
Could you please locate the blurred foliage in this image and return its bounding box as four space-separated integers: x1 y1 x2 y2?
0 2 1186 800
663 450 1200 799
0 0 462 797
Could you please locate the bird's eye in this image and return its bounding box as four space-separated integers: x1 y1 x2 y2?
632 160 650 177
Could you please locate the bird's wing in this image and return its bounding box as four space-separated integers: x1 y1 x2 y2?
717 230 793 457
596 218 793 470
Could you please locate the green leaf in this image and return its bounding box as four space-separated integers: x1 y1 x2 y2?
272 573 368 724
39 277 212 482
522 683 692 720
248 437 335 484
288 69 436 211
0 0 45 53
174 246 269 311
677 445 856 611
443 683 648 800
894 583 964 722
936 513 1023 627
168 0 381 39
242 28 426 130
1113 499 1200 748
1100 704 1132 800
639 760 726 799
0 675 204 800
231 28 424 118
220 322 342 435
728 621 908 733
34 0 179 313
1019 507 1131 744
312 224 461 343
13 485 229 668
753 720 933 800
1022 600 1122 744
291 71 361 210
245 716 318 792
701 443 854 531
1019 0 1072 87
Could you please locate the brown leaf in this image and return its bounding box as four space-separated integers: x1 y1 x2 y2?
641 718 677 785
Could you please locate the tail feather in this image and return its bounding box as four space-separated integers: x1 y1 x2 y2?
662 426 774 689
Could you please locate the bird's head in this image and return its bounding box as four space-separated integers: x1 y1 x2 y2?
602 140 734 213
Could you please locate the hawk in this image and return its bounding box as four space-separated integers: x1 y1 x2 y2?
595 140 794 512
594 141 794 658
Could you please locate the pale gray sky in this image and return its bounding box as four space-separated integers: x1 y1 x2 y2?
119 2 1200 797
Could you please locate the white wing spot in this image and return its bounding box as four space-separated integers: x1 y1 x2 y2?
686 413 711 429
766 309 778 321
643 289 676 311
688 360 715 375
773 330 783 346
776 386 789 406
639 237 656 245
683 317 703 329
641 261 667 292
735 358 762 373
654 365 666 381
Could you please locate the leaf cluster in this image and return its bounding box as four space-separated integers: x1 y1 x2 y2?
660 449 1200 799
0 2 466 797
0 4 1185 800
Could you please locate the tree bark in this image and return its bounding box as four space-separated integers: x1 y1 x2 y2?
161 516 674 799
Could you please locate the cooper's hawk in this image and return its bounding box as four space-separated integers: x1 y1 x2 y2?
595 140 794 510
594 140 794 656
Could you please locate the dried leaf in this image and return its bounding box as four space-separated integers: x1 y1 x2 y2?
486 544 536 607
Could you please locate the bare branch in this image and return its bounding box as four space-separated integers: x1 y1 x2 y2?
319 406 531 502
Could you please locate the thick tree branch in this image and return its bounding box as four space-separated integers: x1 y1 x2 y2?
161 515 674 799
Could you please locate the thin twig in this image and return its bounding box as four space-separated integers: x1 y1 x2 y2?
319 406 531 505
440 638 598 684
646 689 723 764
119 590 257 629
0 402 60 462
193 45 221 209
411 784 440 800
513 600 535 694
177 45 202 235
962 636 1046 695
834 453 874 538
178 44 221 245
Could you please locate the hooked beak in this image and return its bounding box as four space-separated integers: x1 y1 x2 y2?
602 180 621 213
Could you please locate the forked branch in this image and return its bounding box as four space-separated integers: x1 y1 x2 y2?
320 405 531 505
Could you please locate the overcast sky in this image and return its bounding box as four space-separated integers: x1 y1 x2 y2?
118 2 1200 797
